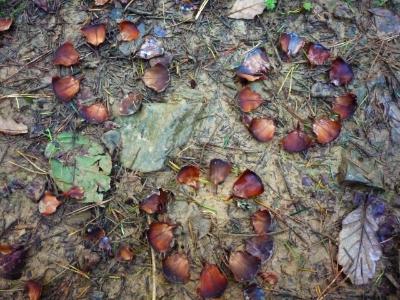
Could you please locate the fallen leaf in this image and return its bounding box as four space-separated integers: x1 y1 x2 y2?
279 32 305 57
329 57 353 86
236 48 270 81
162 253 190 284
80 102 109 124
338 202 382 285
119 21 140 42
313 118 341 144
176 165 200 190
116 245 135 262
0 245 27 280
25 280 42 300
142 63 170 92
138 36 164 59
81 24 106 46
147 222 177 253
139 188 172 214
197 263 228 299
332 93 357 120
52 76 80 102
228 250 261 282
95 0 110 5
246 117 275 142
281 128 313 153
45 132 112 203
209 159 232 186
307 43 331 65
0 18 12 32
38 191 62 216
53 42 80 66
228 0 265 20
237 86 264 112
232 169 264 199
0 116 28 135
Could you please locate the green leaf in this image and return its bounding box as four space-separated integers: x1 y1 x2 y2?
45 132 112 203
265 0 277 11
303 1 313 11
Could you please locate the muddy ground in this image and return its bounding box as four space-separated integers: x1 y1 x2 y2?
1 0 400 299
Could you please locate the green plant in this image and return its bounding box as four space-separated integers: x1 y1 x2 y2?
303 1 313 11
265 0 277 11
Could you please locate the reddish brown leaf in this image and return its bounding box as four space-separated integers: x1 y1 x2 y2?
116 245 135 262
259 271 279 285
0 245 26 280
176 165 200 190
209 159 232 186
245 235 274 262
228 251 261 282
53 42 80 66
38 191 61 216
80 102 109 124
119 21 139 42
307 43 331 65
329 57 354 86
313 118 341 144
52 76 80 102
236 48 270 81
237 86 264 112
0 18 12 32
197 263 228 299
25 280 42 300
85 225 106 242
0 244 13 255
138 36 164 59
142 63 170 93
281 129 313 153
62 186 84 200
251 209 273 235
94 0 110 5
232 169 264 199
332 93 357 120
118 92 143 116
81 24 106 46
162 253 190 284
246 118 275 142
139 188 171 214
279 32 305 57
147 222 176 253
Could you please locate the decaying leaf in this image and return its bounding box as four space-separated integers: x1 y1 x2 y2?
142 63 170 92
338 202 382 285
228 0 265 20
45 132 112 203
0 18 12 32
0 116 28 135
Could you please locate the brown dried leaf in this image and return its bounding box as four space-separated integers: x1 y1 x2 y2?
81 24 106 46
228 0 265 20
0 18 12 32
0 116 28 135
142 64 170 93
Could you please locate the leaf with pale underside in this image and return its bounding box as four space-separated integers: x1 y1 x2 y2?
338 203 382 285
228 0 265 20
0 116 28 135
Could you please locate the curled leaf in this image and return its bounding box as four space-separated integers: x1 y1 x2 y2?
209 159 232 186
139 188 172 214
279 32 305 57
197 263 228 299
142 63 170 93
329 57 354 86
332 93 357 120
116 245 135 262
236 48 270 81
138 36 164 59
307 43 331 65
313 118 341 144
251 209 273 235
281 129 313 153
0 245 26 280
245 235 274 262
53 42 79 67
162 253 190 284
246 118 275 142
147 222 177 253
53 42 80 66
176 165 200 190
81 24 106 46
237 86 264 112
62 186 85 200
0 18 12 32
228 250 261 282
259 271 279 285
80 102 109 124
232 169 264 199
38 191 62 216
25 280 42 300
52 76 80 102
119 21 139 41
338 203 382 285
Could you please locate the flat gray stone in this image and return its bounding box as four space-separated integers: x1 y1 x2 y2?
117 96 202 172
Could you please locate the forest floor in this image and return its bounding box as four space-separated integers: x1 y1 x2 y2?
0 0 400 299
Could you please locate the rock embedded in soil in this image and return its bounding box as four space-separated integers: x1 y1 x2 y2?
117 90 202 172
311 82 336 98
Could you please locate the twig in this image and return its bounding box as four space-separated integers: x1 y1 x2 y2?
195 0 209 20
147 215 157 300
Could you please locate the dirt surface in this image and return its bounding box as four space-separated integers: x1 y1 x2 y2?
1 0 400 299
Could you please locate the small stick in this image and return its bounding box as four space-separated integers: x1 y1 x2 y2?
195 0 210 20
147 215 157 300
